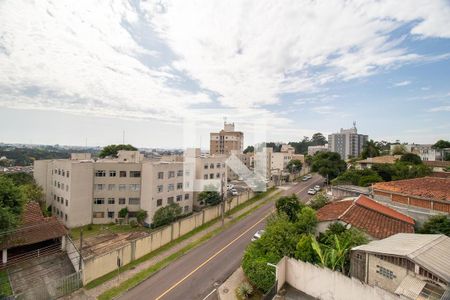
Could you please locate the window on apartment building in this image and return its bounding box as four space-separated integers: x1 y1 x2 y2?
54 169 57 174
66 185 69 192
109 170 116 177
108 198 115 204
61 183 65 190
67 171 70 178
177 183 183 190
177 170 183 177
93 212 104 218
216 173 220 178
95 170 106 177
119 184 126 191
185 182 190 188
210 163 214 169
95 184 105 191
120 171 127 177
209 174 214 179
108 211 114 218
57 182 60 188
130 171 141 178
168 171 175 178
216 163 221 168
65 199 68 206
156 199 163 206
58 169 61 175
185 170 190 176
167 197 174 204
158 172 164 179
157 185 163 193
129 184 141 191
204 174 208 180
108 184 115 191
54 195 56 201
176 195 182 202
184 206 189 213
129 197 140 205
168 184 174 191
62 170 65 177
57 208 59 215
94 198 105 204
204 164 208 169
65 214 67 221
119 198 126 205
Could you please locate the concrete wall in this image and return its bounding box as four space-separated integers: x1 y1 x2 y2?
277 257 400 300
81 191 256 284
367 255 408 294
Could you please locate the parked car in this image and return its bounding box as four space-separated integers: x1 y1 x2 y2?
231 190 239 196
314 185 321 191
307 188 317 195
306 174 312 179
227 184 234 190
251 229 265 241
302 176 308 181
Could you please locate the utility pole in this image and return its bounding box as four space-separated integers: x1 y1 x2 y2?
221 177 225 227
78 229 83 271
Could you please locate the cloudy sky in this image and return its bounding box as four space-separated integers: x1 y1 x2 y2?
1 0 449 148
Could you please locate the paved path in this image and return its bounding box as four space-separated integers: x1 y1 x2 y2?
118 174 323 300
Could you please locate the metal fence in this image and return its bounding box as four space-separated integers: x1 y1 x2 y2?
14 271 82 300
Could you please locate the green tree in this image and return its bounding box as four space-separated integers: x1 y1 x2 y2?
295 207 317 234
294 234 317 263
1 172 34 186
198 190 221 206
311 152 347 181
20 184 43 203
0 177 25 234
118 207 129 218
152 203 182 228
243 146 254 154
308 193 329 210
286 159 302 173
99 144 138 158
242 242 278 293
420 215 450 236
258 214 299 258
136 209 148 225
371 163 394 181
332 168 382 187
275 194 302 222
432 140 450 149
311 133 327 146
361 140 381 159
444 152 450 161
400 153 422 165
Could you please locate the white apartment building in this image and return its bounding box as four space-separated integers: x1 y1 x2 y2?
328 124 368 160
210 122 244 155
270 145 304 171
392 144 442 161
307 144 329 156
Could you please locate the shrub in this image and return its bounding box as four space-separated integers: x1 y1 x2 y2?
308 193 328 210
118 207 129 218
275 194 303 222
129 220 138 228
136 209 147 225
236 281 254 299
87 224 93 231
152 203 182 228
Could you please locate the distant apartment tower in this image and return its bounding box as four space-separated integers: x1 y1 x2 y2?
210 122 244 155
328 123 368 160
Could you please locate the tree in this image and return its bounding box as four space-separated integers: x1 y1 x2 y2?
136 210 148 225
332 168 383 187
400 153 422 165
371 163 394 181
118 207 129 218
445 152 450 161
420 215 450 236
311 152 347 181
275 194 302 222
0 177 25 234
294 234 317 263
99 144 137 158
198 190 221 206
308 193 329 210
152 203 182 228
391 144 406 155
20 184 43 203
432 140 450 149
243 146 254 154
1 172 34 186
258 214 299 258
286 159 302 173
242 242 278 293
361 140 381 159
311 133 327 146
295 207 317 235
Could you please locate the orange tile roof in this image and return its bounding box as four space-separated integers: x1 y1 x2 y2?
373 177 450 201
316 195 415 239
357 155 401 165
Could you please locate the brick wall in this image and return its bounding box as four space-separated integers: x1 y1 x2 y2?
374 190 450 213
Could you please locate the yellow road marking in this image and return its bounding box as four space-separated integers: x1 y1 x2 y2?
155 210 273 300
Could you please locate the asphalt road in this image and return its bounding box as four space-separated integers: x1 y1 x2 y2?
118 174 324 300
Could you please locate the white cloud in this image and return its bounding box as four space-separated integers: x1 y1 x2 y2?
0 0 450 123
394 80 411 87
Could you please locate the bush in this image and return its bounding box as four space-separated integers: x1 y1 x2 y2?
420 215 450 236
87 224 93 231
118 207 129 218
129 220 138 228
198 190 221 206
152 203 182 228
275 194 303 222
136 209 147 225
236 281 254 299
308 193 329 210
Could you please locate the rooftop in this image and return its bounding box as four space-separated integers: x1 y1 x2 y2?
424 160 450 168
0 202 67 250
373 177 450 201
316 195 415 239
353 233 450 283
356 155 401 165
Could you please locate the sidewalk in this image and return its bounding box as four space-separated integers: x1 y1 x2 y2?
63 188 279 300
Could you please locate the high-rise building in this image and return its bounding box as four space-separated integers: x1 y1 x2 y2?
328 123 368 160
210 122 244 155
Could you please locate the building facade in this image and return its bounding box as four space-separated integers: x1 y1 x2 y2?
328 124 368 160
307 144 329 156
210 122 244 155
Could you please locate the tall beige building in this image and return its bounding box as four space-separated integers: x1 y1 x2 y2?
210 122 244 155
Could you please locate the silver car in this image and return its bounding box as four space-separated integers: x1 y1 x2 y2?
251 229 265 241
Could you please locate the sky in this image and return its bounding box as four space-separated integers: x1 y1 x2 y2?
1 0 450 149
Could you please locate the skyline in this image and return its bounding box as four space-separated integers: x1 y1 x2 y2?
1 0 450 147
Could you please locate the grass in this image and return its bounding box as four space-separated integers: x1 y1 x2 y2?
96 189 281 300
0 270 12 297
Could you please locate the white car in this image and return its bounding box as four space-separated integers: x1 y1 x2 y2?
231 190 239 196
227 184 234 190
314 185 321 191
307 188 317 195
251 229 265 241
306 174 313 179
